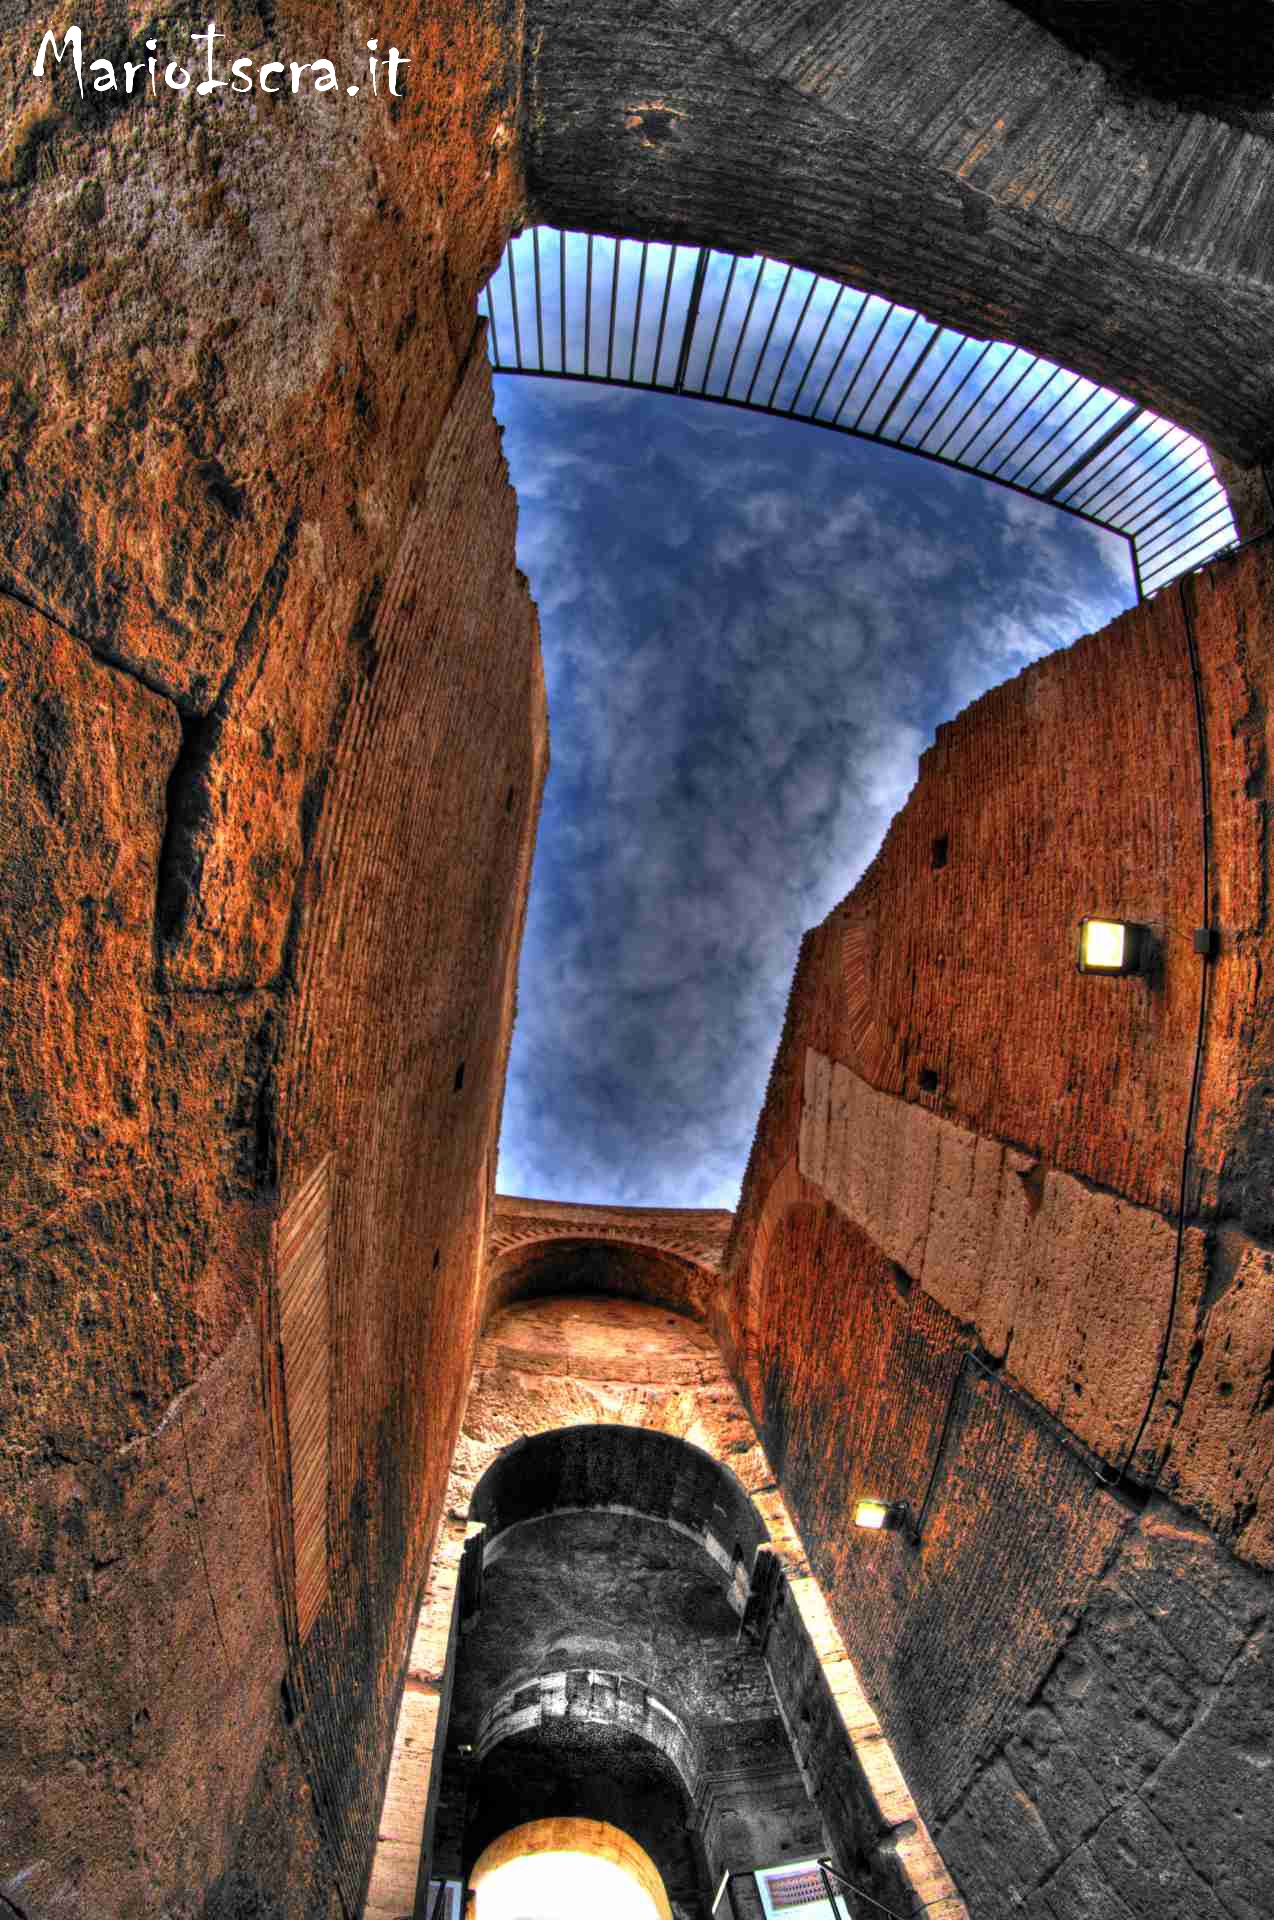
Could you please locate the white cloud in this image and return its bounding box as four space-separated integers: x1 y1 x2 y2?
490 377 1135 1208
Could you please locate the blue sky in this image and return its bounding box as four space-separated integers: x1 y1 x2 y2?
491 376 1136 1209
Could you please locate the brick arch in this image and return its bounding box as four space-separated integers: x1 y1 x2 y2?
486 1195 734 1323
738 1157 822 1421
486 1233 716 1322
524 0 1274 464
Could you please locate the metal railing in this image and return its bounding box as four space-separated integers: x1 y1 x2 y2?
482 228 1237 601
711 1857 927 1918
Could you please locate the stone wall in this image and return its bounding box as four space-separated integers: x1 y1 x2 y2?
946 1505 1270 1920
0 0 545 1912
724 538 1274 1918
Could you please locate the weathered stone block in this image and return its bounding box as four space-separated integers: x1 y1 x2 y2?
1116 1506 1269 1685
1005 1705 1111 1853
1090 1796 1229 1920
1143 1626 1274 1920
1041 1637 1174 1801
1024 1846 1136 1920
1164 1242 1274 1568
940 1759 1059 1909
1081 1577 1205 1737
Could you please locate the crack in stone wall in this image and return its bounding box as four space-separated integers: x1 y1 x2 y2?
937 1507 1271 1919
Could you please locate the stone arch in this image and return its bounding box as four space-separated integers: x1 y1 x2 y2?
469 1421 768 1586
442 1295 799 1576
464 1671 704 1912
487 1194 733 1322
437 1415 802 1917
487 1234 714 1321
473 1668 702 1799
464 1671 704 1910
365 1293 965 1919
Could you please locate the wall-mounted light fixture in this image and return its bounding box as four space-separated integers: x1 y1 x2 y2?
853 1498 910 1533
1076 917 1148 977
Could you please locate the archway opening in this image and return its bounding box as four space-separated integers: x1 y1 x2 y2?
471 1819 672 1920
426 1416 830 1915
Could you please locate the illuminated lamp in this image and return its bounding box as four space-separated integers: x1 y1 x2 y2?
854 1498 909 1533
1076 917 1148 977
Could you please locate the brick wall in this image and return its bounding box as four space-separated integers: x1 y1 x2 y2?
731 540 1274 1562
724 540 1274 1917
261 335 548 1916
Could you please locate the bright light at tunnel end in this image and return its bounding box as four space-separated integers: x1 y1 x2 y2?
470 1821 672 1920
475 1849 663 1920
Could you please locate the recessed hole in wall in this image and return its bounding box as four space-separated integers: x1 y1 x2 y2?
931 834 948 870
433 1248 441 1271
454 1060 465 1092
1016 1160 1046 1217
918 1067 939 1094
506 785 515 813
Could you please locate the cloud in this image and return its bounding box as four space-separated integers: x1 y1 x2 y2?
491 378 1135 1209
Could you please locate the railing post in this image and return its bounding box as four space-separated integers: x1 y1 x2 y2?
818 1859 850 1919
672 249 710 394
1130 532 1146 603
